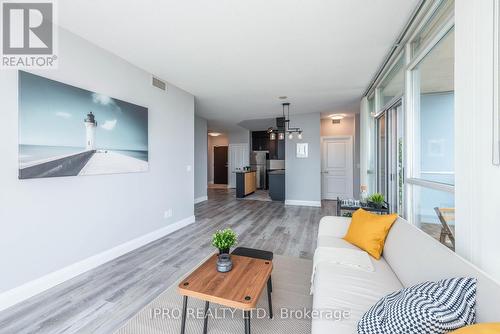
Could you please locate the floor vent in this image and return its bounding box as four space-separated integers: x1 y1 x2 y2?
152 76 167 91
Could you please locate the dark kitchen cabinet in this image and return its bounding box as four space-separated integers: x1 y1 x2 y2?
252 126 285 159
273 117 286 159
277 139 285 159
268 170 285 201
268 136 285 159
252 131 269 151
269 138 276 159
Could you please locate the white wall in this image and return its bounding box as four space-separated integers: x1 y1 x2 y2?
228 128 250 144
0 27 195 300
320 116 356 137
455 0 500 281
194 116 208 201
207 134 229 183
285 112 321 206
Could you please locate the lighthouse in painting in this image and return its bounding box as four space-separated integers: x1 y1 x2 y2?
84 112 97 150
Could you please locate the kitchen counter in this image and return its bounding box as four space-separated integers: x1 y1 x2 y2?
235 171 256 198
268 170 285 201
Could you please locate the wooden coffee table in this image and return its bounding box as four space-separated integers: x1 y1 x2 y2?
178 254 273 334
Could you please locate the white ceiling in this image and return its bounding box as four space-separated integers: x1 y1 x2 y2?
58 0 419 131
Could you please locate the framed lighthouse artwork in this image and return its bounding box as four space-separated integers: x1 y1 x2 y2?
18 71 149 179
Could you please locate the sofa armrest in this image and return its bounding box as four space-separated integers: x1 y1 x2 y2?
318 216 351 239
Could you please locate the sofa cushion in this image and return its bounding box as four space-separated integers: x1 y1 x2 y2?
318 235 359 249
343 209 398 259
357 277 477 334
317 216 358 249
318 216 351 238
311 253 403 334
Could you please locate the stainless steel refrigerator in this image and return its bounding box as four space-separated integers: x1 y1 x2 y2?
250 151 268 189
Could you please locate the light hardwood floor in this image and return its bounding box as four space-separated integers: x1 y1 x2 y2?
0 188 336 334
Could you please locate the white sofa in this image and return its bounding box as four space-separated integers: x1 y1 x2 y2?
312 216 500 334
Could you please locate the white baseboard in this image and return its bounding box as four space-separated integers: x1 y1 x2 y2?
285 200 322 207
194 196 208 204
0 215 196 312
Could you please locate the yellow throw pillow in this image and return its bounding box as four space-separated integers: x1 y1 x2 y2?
343 209 398 259
449 323 500 333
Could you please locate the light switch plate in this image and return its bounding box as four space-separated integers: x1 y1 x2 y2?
296 143 308 158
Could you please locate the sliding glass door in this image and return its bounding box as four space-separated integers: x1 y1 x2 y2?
388 103 405 216
376 113 387 198
376 101 405 216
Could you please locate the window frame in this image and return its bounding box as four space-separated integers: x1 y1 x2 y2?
405 18 455 229
405 22 455 191
367 0 455 231
408 0 453 56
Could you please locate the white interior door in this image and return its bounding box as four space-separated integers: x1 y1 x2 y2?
321 136 354 200
228 143 250 188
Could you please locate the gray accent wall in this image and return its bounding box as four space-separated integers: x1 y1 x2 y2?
194 116 208 200
285 112 321 204
0 27 195 294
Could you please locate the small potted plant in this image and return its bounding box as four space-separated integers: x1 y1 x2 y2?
367 193 385 209
212 228 238 254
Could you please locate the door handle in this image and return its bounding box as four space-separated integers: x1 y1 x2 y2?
322 171 329 174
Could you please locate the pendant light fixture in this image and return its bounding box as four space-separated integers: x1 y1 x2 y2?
268 102 304 140
282 102 303 139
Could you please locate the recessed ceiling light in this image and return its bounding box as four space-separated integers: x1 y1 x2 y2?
329 114 346 120
208 132 221 137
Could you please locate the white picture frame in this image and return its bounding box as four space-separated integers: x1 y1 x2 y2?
296 143 308 158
